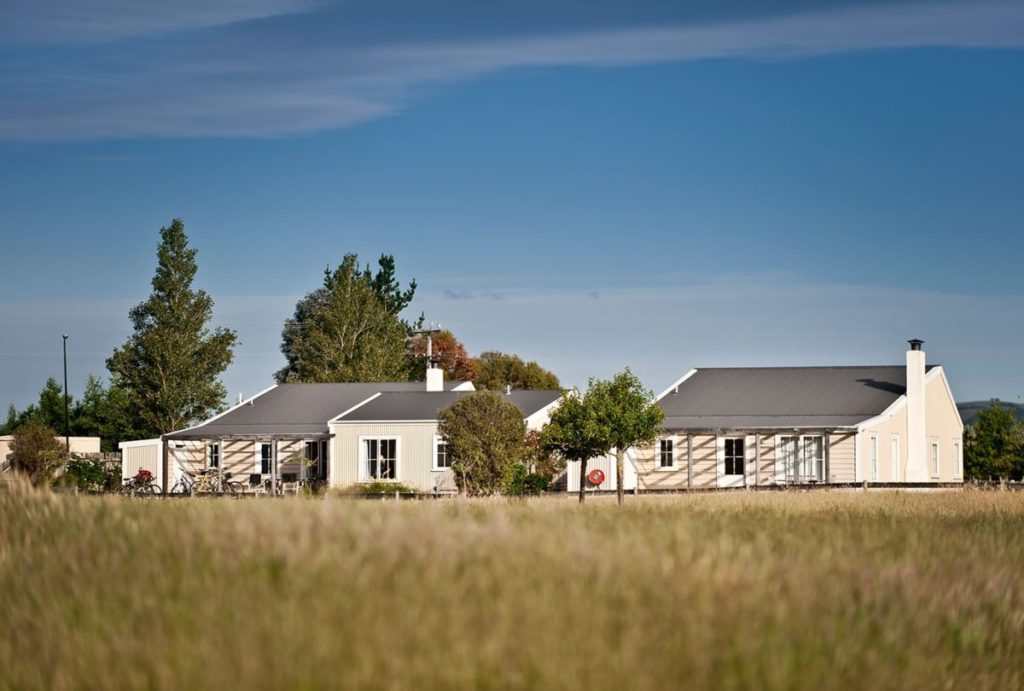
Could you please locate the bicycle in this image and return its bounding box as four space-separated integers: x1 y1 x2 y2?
121 469 162 497
192 469 243 495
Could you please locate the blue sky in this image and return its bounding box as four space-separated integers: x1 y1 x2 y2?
1 0 1022 410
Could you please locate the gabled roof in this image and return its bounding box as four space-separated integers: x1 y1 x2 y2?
334 390 563 422
164 381 471 440
659 365 934 431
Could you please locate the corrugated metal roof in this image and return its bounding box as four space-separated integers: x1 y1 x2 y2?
336 390 563 422
660 366 933 431
165 381 471 439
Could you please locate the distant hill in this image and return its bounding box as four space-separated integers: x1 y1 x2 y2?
958 401 1024 426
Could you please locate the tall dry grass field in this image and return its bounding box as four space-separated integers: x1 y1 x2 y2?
1 482 1022 690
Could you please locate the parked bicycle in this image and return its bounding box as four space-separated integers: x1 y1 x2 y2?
121 469 161 496
173 468 243 495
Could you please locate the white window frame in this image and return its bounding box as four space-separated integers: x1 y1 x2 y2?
722 437 745 477
931 440 940 478
254 441 273 476
207 442 220 470
890 434 900 482
869 435 878 482
432 435 451 472
777 435 824 482
657 438 675 470
359 436 401 482
953 440 962 479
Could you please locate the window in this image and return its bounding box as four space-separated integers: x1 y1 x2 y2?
954 441 962 478
870 436 878 482
363 438 398 481
890 435 901 482
724 438 744 476
659 439 674 468
779 436 824 482
208 442 220 469
259 443 272 475
931 441 940 477
433 437 451 470
305 440 328 480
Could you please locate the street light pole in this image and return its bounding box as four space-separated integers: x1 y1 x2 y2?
62 334 70 458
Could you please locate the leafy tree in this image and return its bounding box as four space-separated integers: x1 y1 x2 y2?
542 391 609 504
588 369 664 505
8 422 65 486
276 254 417 383
523 429 563 482
407 330 476 382
277 255 413 383
964 401 1024 480
472 351 560 391
438 391 527 496
72 375 145 451
1 404 16 435
36 377 68 433
107 219 238 434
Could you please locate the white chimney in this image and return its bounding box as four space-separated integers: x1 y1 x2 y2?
425 334 444 392
904 339 928 482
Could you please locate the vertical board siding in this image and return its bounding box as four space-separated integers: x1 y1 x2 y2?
330 422 449 492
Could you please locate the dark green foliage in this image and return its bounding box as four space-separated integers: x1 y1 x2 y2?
964 401 1024 480
276 254 417 383
543 392 610 503
504 465 549 496
472 352 560 391
107 219 238 434
438 391 527 496
7 422 65 486
1 405 15 435
64 457 120 492
353 482 418 496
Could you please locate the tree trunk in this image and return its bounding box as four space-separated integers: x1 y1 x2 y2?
616 448 625 506
578 459 588 504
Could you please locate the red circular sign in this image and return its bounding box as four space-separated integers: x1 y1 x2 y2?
587 469 605 486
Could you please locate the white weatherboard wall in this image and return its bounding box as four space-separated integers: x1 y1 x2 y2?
119 439 162 485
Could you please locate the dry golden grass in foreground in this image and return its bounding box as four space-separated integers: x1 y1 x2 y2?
1 483 1022 690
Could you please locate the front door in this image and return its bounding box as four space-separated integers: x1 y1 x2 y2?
718 437 746 488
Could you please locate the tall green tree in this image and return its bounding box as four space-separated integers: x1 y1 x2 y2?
276 254 415 383
278 253 413 382
72 375 146 451
588 369 664 505
8 422 65 486
542 391 609 503
472 352 560 391
964 401 1024 480
107 219 238 435
1 404 16 435
438 390 527 496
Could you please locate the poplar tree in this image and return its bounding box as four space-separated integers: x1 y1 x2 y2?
107 219 237 435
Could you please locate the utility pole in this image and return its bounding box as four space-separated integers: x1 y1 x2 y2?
62 334 70 459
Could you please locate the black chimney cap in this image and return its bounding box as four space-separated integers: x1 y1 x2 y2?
908 339 924 351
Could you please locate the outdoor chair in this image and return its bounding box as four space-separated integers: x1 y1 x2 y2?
280 473 299 495
248 473 267 495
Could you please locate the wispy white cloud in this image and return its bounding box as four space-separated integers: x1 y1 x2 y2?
1 1 1021 140
0 0 323 45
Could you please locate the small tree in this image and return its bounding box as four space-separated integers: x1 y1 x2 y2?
8 422 65 486
543 391 610 504
965 401 1024 480
438 391 526 496
589 369 664 505
472 352 560 391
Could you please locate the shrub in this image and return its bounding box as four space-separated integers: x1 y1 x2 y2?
438 390 526 496
354 482 418 496
64 457 120 492
8 422 65 486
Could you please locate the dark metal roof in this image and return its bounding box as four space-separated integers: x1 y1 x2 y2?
335 390 563 422
164 381 471 440
660 366 933 431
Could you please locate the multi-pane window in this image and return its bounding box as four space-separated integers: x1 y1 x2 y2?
779 436 824 482
931 442 940 477
435 438 451 469
364 438 397 481
659 439 674 468
954 441 962 478
870 436 878 482
724 438 744 476
305 440 328 479
891 435 901 482
260 443 272 475
208 443 220 469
